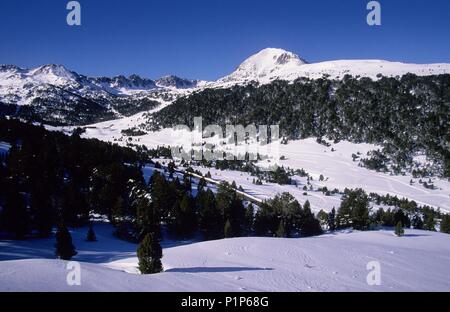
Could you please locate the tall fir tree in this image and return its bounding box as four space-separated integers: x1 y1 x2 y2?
338 189 370 230
178 194 197 237
394 209 410 228
276 220 286 238
244 203 255 235
217 182 246 236
440 215 450 234
149 171 170 220
300 200 323 237
86 223 97 242
198 189 222 240
328 207 336 231
137 233 163 274
395 221 405 237
136 197 159 240
55 224 77 260
423 212 436 231
224 219 233 238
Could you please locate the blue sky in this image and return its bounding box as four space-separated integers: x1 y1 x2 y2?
0 0 449 80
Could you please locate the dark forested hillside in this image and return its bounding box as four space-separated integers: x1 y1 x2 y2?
0 118 327 242
149 74 450 177
0 118 150 239
0 95 160 126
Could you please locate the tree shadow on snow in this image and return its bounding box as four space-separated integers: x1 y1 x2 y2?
403 233 430 237
165 267 273 273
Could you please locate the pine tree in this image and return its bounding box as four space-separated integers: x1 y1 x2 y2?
55 224 77 260
183 175 192 194
86 224 97 242
149 171 169 220
338 189 370 230
411 214 424 229
317 209 328 229
328 207 336 231
394 209 410 228
178 194 197 237
136 197 159 240
300 201 323 237
137 233 163 274
276 220 286 238
244 203 254 234
423 211 436 231
198 189 222 240
395 221 404 237
224 219 233 238
440 215 450 234
229 197 246 237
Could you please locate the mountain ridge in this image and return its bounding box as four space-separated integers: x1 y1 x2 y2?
1 47 450 125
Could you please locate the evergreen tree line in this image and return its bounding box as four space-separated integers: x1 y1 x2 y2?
189 157 295 186
254 193 323 237
315 188 446 233
143 172 325 240
138 172 253 240
149 74 450 177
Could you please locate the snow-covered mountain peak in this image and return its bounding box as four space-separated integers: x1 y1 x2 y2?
27 64 78 86
31 64 75 78
212 48 450 87
217 48 308 85
239 48 307 69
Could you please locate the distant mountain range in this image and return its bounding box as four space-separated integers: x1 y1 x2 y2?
1 48 450 125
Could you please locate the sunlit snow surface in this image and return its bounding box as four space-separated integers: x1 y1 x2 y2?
1 223 450 292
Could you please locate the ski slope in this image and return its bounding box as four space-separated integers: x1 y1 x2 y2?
1 223 450 292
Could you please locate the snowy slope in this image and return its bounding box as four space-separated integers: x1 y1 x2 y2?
1 223 450 291
275 139 450 212
211 48 450 87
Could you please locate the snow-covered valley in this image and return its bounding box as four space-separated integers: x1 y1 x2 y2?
1 47 450 293
59 118 449 214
